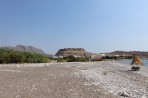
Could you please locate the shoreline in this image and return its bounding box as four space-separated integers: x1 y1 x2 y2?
77 61 148 97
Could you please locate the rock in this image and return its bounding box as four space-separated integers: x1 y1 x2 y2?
118 91 130 97
55 48 99 59
131 66 140 71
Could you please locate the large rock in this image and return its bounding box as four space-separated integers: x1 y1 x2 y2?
55 48 99 59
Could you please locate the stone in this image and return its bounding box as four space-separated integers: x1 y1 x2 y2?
118 91 130 97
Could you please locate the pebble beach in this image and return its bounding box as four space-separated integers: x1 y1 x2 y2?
0 61 147 98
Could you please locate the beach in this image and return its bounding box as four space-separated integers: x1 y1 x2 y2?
0 61 147 98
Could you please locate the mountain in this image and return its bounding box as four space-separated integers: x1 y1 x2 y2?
1 45 46 55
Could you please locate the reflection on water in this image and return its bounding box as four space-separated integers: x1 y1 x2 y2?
118 59 148 66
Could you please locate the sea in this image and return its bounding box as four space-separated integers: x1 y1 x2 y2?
118 59 148 66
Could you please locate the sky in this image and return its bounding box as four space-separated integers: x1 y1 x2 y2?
0 0 148 54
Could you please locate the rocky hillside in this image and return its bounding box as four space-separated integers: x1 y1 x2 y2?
55 48 99 59
106 51 148 58
1 45 46 54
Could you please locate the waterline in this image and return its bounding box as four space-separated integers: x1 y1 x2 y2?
118 59 148 66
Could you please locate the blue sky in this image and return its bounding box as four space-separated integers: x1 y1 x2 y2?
0 0 148 54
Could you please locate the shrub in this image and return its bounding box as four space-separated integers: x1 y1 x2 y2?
64 55 89 62
0 48 49 64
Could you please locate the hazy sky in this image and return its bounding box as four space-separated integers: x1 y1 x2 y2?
0 0 148 54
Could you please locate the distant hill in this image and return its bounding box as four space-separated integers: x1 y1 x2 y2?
1 45 53 57
55 48 100 59
105 51 148 58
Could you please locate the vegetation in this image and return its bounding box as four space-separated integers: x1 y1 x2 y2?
56 58 66 62
101 56 132 60
65 55 89 62
55 55 89 62
0 48 49 64
55 55 133 62
90 58 103 61
0 48 134 64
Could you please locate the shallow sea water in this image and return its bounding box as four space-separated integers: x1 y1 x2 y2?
118 59 148 66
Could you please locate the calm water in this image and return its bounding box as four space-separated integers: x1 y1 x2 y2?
118 59 148 66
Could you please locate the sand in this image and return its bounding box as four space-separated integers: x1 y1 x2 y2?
0 61 147 98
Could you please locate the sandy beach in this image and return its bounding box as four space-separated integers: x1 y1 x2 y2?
0 61 147 98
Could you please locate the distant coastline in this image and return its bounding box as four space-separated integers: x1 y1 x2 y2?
1 45 148 64
118 59 148 66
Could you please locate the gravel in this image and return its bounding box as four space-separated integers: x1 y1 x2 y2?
0 61 147 98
